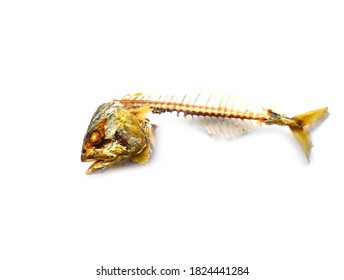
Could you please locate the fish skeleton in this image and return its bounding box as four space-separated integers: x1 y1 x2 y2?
81 92 329 174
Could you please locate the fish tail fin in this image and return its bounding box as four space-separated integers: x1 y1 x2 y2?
289 107 329 161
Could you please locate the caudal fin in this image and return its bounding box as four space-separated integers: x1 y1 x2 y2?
289 107 329 161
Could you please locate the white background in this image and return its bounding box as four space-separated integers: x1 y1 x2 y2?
1 1 343 279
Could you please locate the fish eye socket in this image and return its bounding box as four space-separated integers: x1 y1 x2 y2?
90 132 102 145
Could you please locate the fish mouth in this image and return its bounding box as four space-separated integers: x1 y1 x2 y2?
81 152 91 162
81 156 94 162
80 153 99 174
81 146 95 162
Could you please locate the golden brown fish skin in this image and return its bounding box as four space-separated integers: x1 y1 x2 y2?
263 109 296 127
81 101 152 174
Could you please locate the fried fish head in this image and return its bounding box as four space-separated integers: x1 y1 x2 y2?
81 101 152 174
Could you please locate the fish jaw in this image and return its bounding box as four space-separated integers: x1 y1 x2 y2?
85 157 129 174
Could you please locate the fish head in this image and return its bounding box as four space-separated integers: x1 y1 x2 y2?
81 101 152 174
